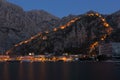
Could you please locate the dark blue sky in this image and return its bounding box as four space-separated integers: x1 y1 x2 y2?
7 0 120 18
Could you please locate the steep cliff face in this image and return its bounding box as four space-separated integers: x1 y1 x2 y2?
0 1 59 53
26 10 60 31
6 12 112 55
0 0 119 54
106 10 120 42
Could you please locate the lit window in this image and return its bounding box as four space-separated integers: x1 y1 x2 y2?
53 28 57 31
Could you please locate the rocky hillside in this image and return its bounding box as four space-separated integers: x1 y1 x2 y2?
6 12 112 55
0 0 60 53
105 10 120 42
0 0 119 54
26 10 60 31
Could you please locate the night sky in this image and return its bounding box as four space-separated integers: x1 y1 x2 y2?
7 0 120 18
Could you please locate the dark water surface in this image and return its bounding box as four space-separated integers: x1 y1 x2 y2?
0 61 120 80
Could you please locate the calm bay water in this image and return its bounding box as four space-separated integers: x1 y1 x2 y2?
0 61 120 80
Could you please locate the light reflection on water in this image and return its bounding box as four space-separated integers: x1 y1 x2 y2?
3 63 9 80
18 62 23 80
0 62 119 80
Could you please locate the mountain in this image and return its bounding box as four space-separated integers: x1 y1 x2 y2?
0 0 119 54
26 10 60 31
6 12 112 55
0 0 60 53
105 10 120 42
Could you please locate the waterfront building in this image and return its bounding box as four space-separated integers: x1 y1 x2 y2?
99 42 120 56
